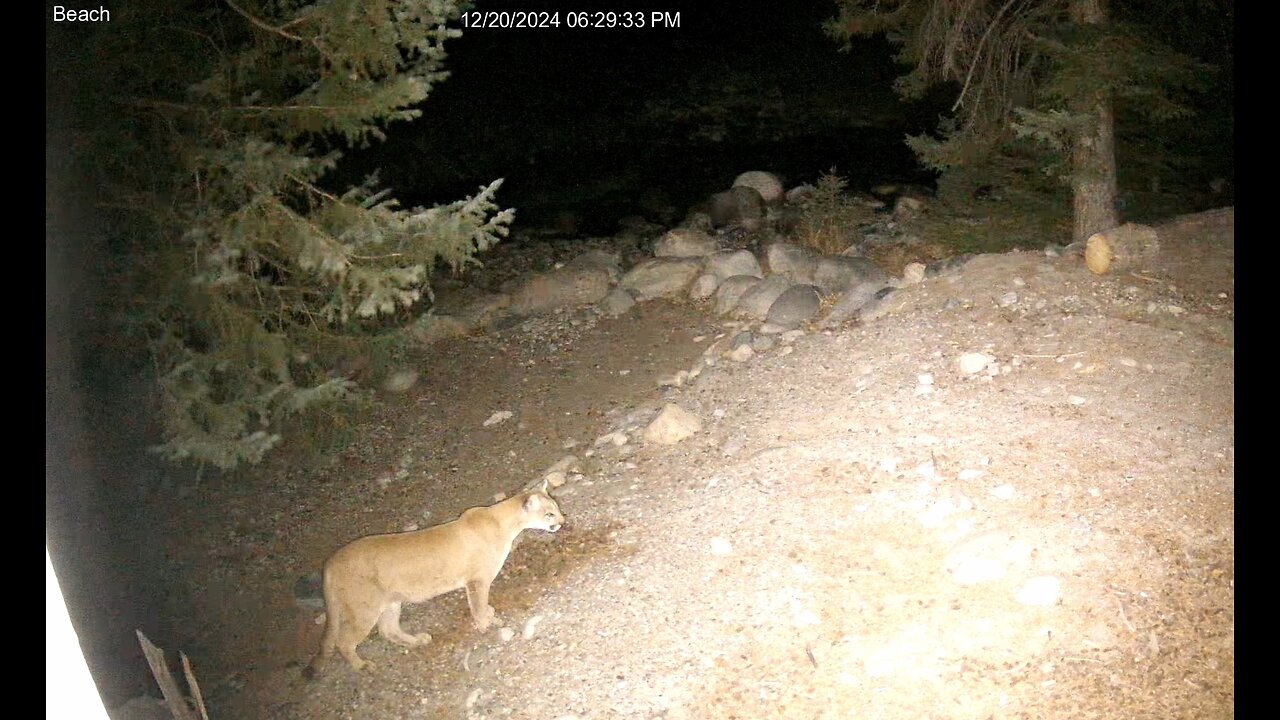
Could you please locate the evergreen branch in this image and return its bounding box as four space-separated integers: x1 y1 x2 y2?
349 253 406 261
286 172 339 203
117 97 207 113
221 0 304 42
230 104 360 113
270 198 352 273
90 0 502 470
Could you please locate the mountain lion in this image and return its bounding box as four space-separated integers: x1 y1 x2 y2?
304 486 564 677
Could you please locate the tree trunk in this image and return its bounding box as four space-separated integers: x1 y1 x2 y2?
1069 0 1119 244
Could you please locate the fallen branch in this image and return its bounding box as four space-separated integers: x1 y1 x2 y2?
136 630 209 720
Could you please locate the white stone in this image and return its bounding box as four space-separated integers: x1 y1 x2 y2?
483 410 514 427
959 352 995 375
1016 576 1062 606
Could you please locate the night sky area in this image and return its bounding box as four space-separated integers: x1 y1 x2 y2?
335 0 936 232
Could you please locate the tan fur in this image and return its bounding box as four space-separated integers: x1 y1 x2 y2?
304 488 564 677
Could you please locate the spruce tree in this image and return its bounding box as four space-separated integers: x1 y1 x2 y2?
68 0 512 471
825 0 1211 243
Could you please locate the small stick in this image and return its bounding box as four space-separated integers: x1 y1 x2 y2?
1113 596 1136 634
1012 351 1087 359
181 653 210 720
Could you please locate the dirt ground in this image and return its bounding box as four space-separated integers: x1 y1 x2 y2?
151 208 1233 720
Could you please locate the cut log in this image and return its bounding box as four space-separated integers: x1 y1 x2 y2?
1085 223 1161 275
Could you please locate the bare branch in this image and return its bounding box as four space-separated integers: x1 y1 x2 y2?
954 0 1021 112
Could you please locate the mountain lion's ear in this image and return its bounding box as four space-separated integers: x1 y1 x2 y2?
538 477 551 494
523 492 539 512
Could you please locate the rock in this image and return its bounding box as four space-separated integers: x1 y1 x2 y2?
544 455 580 475
522 614 544 639
732 170 785 205
689 273 720 300
918 494 963 528
708 185 767 231
869 183 901 198
406 314 469 347
958 352 995 375
564 249 623 283
620 258 703 300
705 249 763 281
894 194 926 219
508 265 612 315
654 227 718 258
927 255 973 277
642 403 703 445
813 255 888 296
432 284 512 327
943 530 1028 586
598 286 636 317
750 334 776 352
680 210 714 233
658 370 689 388
726 344 755 362
593 430 629 447
901 262 926 285
456 292 512 330
854 288 899 324
765 284 821 327
710 537 734 555
713 275 763 315
735 274 794 320
766 241 818 284
618 214 658 234
483 410 514 427
820 282 892 328
383 368 419 393
1085 222 1160 275
1015 576 1062 606
784 183 817 204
